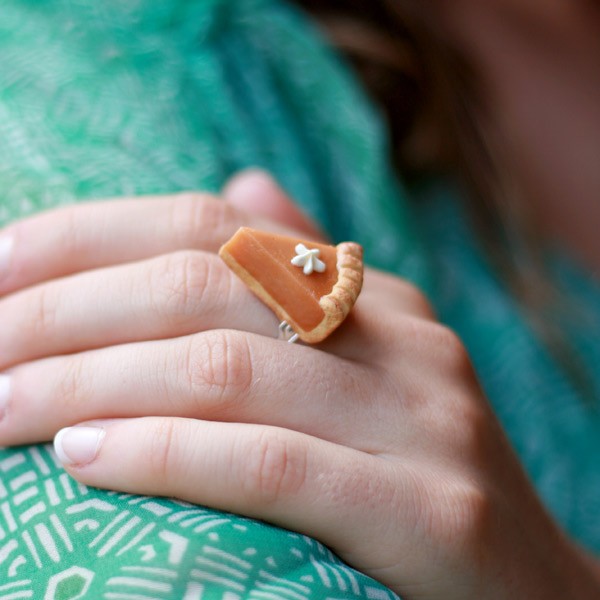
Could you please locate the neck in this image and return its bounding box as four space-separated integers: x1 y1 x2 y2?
442 2 600 272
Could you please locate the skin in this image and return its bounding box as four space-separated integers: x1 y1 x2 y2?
436 0 600 271
1 2 599 596
0 171 599 599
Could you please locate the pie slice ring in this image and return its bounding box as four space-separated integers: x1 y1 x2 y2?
219 227 364 343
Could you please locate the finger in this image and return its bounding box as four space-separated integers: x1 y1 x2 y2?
2 330 380 448
0 238 431 367
52 417 404 567
0 250 277 367
362 268 436 320
223 169 327 241
0 193 298 296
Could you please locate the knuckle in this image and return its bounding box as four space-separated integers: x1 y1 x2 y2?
184 331 254 409
25 286 59 340
395 279 435 317
57 206 86 256
394 316 434 350
241 429 308 505
151 251 211 325
454 403 500 466
424 321 461 349
168 194 243 249
146 418 178 485
57 357 88 412
434 397 490 461
327 461 396 513
441 481 494 557
433 324 465 353
405 319 472 374
435 326 473 375
412 470 492 560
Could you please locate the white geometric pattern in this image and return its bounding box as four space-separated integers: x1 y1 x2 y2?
0 444 399 598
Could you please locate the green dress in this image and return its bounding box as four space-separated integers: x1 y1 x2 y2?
1 1 599 598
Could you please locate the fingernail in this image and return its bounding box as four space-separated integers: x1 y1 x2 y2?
54 426 106 466
0 375 11 419
229 168 273 184
223 169 275 197
0 236 14 280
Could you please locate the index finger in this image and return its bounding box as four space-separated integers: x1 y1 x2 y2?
0 193 314 296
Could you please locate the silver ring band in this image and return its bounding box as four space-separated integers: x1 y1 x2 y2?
278 321 299 344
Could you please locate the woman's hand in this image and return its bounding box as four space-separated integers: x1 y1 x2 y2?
0 171 596 599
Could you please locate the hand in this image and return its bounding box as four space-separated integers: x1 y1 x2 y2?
0 171 596 599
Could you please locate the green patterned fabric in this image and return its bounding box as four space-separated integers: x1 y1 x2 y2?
1 1 599 599
0 1 409 598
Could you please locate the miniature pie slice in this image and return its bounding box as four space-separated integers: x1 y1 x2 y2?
219 227 364 343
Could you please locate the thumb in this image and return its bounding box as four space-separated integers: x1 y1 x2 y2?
222 169 327 241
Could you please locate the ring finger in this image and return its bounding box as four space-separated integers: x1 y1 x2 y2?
0 247 416 369
0 250 277 368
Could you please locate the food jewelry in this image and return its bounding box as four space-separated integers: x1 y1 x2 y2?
219 227 363 343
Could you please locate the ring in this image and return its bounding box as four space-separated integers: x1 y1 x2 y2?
278 321 300 344
219 227 364 344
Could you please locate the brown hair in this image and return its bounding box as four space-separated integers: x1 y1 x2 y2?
296 0 594 400
296 0 539 285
